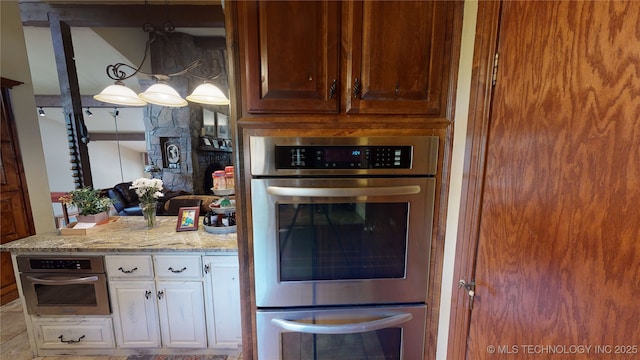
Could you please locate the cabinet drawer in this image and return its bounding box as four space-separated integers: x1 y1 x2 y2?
32 317 115 350
154 255 202 279
105 255 154 279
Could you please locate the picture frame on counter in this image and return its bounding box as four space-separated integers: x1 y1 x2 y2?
176 207 200 232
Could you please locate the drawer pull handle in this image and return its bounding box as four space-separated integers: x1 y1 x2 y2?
58 334 85 344
145 290 152 300
157 290 164 300
168 266 187 273
118 267 138 274
204 264 211 274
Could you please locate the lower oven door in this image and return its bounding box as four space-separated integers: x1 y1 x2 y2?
20 273 110 315
257 304 426 360
251 177 436 307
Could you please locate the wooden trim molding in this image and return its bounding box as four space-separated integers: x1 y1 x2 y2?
1 78 23 88
446 1 502 359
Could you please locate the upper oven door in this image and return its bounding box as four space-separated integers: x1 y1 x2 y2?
251 177 435 307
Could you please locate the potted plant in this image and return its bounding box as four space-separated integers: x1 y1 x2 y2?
59 187 112 224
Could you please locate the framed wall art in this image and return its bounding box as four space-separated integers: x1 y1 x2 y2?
176 206 200 232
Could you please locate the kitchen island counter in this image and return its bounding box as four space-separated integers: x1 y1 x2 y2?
0 216 237 253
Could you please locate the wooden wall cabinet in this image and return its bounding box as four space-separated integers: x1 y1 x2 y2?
237 0 457 117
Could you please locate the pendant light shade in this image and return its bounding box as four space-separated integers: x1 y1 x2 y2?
94 82 147 106
186 83 230 105
138 83 188 107
95 22 230 108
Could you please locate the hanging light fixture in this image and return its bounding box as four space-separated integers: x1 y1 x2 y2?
38 107 45 117
85 107 93 116
94 22 229 108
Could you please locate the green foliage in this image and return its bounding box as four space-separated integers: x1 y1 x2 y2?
59 187 112 216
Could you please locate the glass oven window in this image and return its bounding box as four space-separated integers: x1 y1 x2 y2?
281 327 401 360
35 283 98 306
278 202 408 281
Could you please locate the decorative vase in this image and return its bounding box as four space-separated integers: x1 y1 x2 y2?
141 201 158 229
76 211 109 225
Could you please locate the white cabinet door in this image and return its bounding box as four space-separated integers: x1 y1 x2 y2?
156 280 207 348
109 280 160 348
204 255 242 349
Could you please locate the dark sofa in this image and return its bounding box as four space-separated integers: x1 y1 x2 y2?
106 182 143 216
105 182 190 216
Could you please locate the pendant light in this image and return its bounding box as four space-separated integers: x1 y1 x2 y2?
186 82 230 105
94 22 229 108
94 81 148 106
138 75 188 107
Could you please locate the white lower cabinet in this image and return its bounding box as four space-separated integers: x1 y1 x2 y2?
203 255 242 349
106 254 207 349
108 280 161 348
32 317 115 350
156 280 207 348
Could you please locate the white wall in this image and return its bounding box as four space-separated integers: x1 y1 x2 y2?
38 115 146 192
436 1 478 359
1 1 55 233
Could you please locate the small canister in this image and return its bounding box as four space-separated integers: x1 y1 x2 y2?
225 171 235 190
213 170 226 190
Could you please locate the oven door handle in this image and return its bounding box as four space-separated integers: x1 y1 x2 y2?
26 275 100 285
267 185 421 198
271 312 412 334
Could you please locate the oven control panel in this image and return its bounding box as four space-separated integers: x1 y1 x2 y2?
275 146 412 169
28 259 91 270
17 256 105 273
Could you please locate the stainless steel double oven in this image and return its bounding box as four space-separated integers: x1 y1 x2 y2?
249 135 439 359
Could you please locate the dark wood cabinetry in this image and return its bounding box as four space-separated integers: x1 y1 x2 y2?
237 0 459 118
238 0 340 114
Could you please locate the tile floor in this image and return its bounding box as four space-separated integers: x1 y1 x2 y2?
0 299 241 360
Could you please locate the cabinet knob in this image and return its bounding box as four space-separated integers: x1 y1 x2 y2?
145 290 152 300
157 290 164 300
204 264 211 274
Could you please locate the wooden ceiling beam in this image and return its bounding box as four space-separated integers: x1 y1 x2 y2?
20 3 224 28
89 132 145 141
35 95 144 108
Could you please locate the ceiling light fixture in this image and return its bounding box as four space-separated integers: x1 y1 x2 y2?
38 107 45 117
85 108 93 116
94 22 229 108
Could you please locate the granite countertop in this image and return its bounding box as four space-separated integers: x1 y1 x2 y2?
0 216 237 253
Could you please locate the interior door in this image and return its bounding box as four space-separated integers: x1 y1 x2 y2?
463 1 640 358
1 80 35 305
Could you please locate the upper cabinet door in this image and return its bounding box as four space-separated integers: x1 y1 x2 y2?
238 0 340 114
345 1 454 116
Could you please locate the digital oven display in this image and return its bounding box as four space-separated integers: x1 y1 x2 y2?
323 148 363 163
275 145 412 169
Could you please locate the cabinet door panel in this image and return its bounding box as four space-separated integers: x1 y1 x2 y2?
204 255 242 349
109 281 160 348
156 281 207 348
347 0 452 115
239 0 340 113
